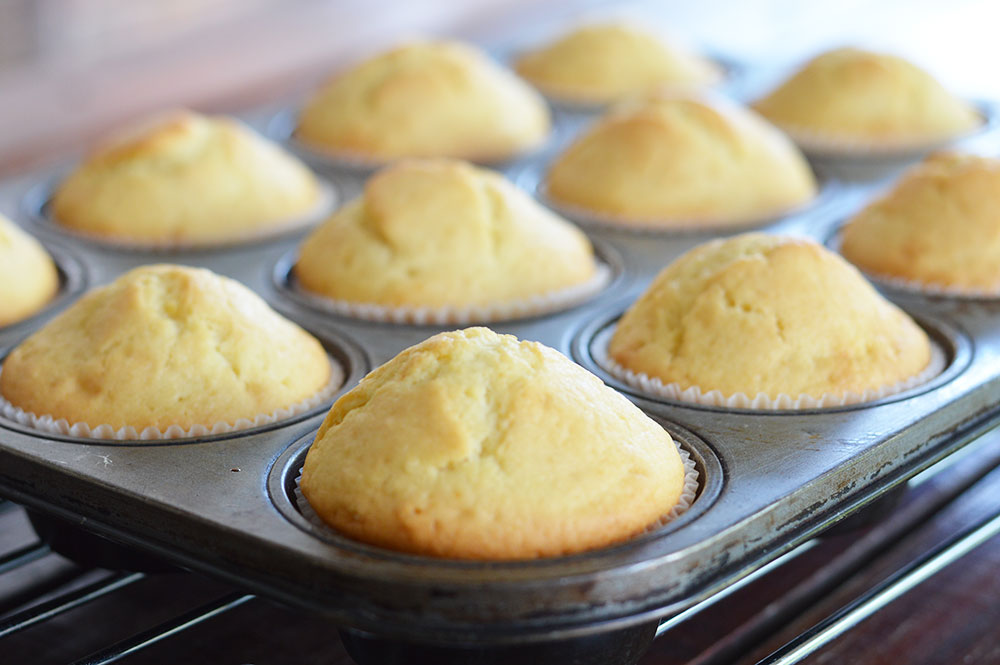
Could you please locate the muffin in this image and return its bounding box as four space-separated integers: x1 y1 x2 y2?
0 265 335 435
608 233 932 401
301 327 686 559
514 22 722 105
295 41 550 163
841 153 1000 292
753 48 981 151
295 159 601 315
0 215 59 327
51 110 325 247
545 94 817 227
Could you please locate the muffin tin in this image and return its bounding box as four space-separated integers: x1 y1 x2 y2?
2 54 1000 665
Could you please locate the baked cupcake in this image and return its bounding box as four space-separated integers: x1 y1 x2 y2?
841 153 1000 293
607 233 933 404
301 327 688 559
0 215 59 327
545 94 817 228
295 41 550 164
514 22 722 105
0 265 336 437
295 159 603 321
51 110 326 247
753 48 981 152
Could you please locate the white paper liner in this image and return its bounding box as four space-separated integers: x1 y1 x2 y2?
779 116 986 161
0 360 344 441
289 262 613 325
293 438 700 545
595 334 947 410
857 270 1000 300
540 183 816 235
44 180 337 251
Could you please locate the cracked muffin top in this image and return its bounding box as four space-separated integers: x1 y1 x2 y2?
545 93 816 226
752 48 980 148
608 233 931 398
295 159 597 307
0 265 332 431
51 110 323 246
514 22 721 104
0 215 59 327
295 40 551 163
840 152 1000 292
301 327 686 559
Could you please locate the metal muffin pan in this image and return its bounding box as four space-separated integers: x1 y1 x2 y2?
2 87 1000 655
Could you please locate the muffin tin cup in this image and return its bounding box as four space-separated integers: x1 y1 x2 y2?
23 177 338 252
278 261 614 326
854 271 1000 301
292 438 700 552
594 333 948 411
0 361 344 441
775 100 996 162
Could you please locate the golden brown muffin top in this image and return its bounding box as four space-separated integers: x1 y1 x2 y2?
841 152 1000 290
0 215 59 327
609 233 932 398
753 48 980 146
1 265 333 432
302 327 685 559
51 110 322 246
514 22 721 104
546 94 816 225
295 40 551 162
296 159 597 307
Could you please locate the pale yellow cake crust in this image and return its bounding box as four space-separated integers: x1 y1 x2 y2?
295 41 551 162
295 159 597 307
841 153 1000 290
0 215 59 327
752 48 980 145
51 110 322 245
515 22 722 104
545 94 816 225
0 265 332 431
609 233 932 398
302 327 685 560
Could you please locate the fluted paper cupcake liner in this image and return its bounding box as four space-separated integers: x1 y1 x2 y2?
294 438 700 544
540 184 815 234
45 180 337 251
595 336 947 410
0 361 344 441
289 262 612 325
777 119 986 160
851 269 1000 301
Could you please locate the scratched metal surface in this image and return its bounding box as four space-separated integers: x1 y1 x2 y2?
2 41 1000 649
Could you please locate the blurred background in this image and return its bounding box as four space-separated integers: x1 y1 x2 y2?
2 0 1000 174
